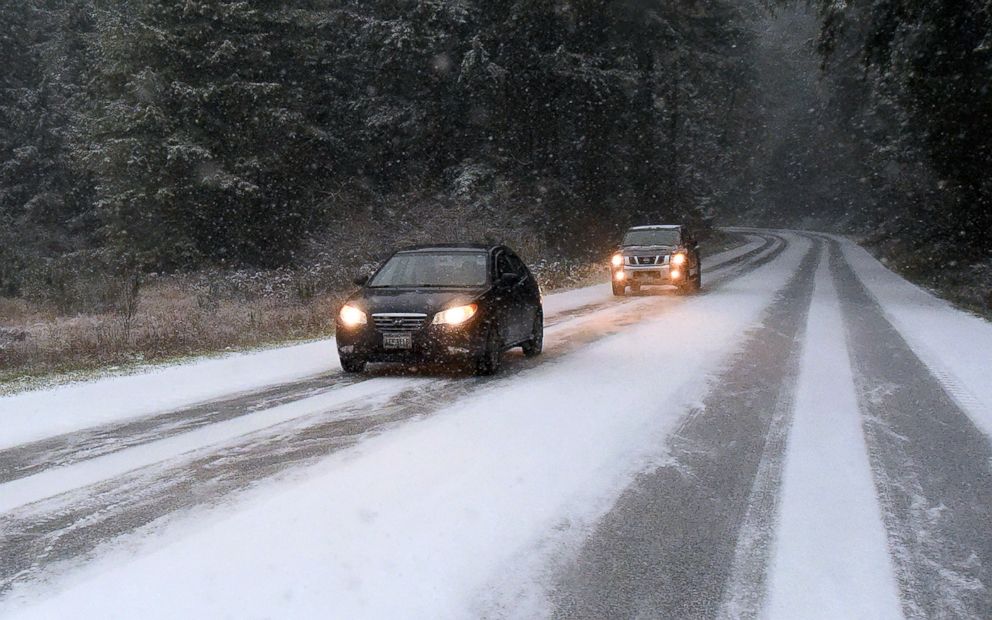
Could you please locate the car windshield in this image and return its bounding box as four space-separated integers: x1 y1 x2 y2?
622 229 681 247
369 251 488 288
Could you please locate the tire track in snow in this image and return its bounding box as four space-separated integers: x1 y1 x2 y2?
547 235 816 620
764 242 903 620
0 373 362 484
0 233 779 485
0 234 789 598
714 239 812 619
831 238 992 619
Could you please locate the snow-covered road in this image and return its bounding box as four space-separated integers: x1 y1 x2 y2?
1 230 990 619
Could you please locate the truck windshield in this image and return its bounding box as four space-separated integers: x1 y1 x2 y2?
622 229 680 246
369 251 488 287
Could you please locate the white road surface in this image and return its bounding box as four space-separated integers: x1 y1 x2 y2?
1 230 990 619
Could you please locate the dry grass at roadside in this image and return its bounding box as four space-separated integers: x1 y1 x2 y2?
0 276 346 387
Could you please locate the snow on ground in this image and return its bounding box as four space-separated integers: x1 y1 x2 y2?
838 237 992 440
0 234 765 451
1 235 809 619
0 341 339 450
766 246 904 620
0 377 414 513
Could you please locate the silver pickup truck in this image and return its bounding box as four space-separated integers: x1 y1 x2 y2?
609 225 701 296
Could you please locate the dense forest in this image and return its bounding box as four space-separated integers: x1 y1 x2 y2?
755 0 992 278
1 0 990 307
0 0 759 299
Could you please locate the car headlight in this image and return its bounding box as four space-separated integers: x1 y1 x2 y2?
611 254 623 267
671 252 687 266
432 303 478 326
338 304 367 327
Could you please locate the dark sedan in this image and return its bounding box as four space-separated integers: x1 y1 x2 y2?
335 245 543 375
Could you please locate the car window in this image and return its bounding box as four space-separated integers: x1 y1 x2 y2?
507 254 528 279
622 229 681 246
495 252 515 277
369 251 488 287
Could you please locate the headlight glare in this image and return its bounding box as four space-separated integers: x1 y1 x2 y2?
611 254 623 267
338 304 367 327
671 252 687 266
433 303 478 326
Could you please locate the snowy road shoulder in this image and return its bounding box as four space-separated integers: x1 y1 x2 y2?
836 236 992 440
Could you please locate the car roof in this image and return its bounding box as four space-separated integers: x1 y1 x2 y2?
627 225 681 231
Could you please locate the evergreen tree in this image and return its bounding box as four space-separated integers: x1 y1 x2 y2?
0 0 96 295
84 0 336 268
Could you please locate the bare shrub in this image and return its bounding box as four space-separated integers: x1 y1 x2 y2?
20 251 120 315
196 279 222 311
113 269 142 346
293 269 319 305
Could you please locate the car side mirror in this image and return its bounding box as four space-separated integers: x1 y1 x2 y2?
353 274 369 286
500 272 520 285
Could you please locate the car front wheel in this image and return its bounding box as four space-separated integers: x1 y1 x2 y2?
474 325 503 376
340 356 366 373
521 311 543 357
677 270 701 295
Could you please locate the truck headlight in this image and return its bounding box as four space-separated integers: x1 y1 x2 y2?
671 253 687 266
611 254 623 267
433 303 478 326
338 304 367 327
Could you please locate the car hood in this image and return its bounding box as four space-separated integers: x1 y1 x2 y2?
620 244 677 255
348 287 486 316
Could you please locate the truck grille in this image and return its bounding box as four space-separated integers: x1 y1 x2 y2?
626 255 666 266
372 313 428 332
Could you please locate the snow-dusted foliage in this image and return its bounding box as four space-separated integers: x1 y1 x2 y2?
810 0 991 260
1 0 760 299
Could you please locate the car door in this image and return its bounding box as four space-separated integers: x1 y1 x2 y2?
506 251 540 335
683 229 700 275
493 249 527 343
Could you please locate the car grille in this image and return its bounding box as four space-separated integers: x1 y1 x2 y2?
626 255 666 266
372 313 428 332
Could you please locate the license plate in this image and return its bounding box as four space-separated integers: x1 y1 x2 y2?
383 333 413 349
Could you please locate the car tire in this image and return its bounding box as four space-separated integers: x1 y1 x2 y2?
612 282 626 296
521 311 543 357
678 270 700 295
474 325 503 376
340 356 366 373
